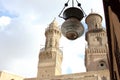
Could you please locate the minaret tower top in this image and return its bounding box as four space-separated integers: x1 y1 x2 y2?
45 19 61 49
85 12 103 31
45 18 60 31
47 18 58 29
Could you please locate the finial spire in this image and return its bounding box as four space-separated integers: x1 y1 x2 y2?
52 17 56 23
49 18 58 28
91 9 93 13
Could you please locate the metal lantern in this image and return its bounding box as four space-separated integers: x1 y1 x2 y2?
59 0 86 40
61 17 84 40
61 7 84 40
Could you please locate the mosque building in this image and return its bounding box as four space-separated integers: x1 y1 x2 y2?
0 12 110 80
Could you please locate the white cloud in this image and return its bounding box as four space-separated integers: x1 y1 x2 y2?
0 16 11 29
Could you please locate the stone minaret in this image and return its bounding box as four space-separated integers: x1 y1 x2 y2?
37 19 63 80
85 13 109 71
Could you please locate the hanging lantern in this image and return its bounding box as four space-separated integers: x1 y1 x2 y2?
61 7 84 40
59 0 86 40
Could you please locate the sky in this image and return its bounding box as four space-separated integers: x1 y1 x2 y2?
0 0 105 78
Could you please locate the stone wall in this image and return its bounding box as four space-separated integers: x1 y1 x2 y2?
39 70 110 80
0 71 24 80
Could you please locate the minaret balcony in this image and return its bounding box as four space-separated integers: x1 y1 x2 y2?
40 47 63 55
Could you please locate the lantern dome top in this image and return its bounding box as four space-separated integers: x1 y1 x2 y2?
63 7 84 21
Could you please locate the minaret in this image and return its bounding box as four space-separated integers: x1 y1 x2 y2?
37 19 63 79
85 12 109 71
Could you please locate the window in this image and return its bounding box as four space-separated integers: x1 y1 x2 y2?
98 61 107 69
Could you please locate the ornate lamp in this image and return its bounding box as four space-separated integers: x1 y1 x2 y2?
59 0 86 40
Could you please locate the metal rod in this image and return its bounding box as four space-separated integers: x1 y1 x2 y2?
76 0 79 4
72 0 74 7
67 0 70 3
58 0 87 18
79 6 87 17
76 0 87 17
58 6 66 18
58 0 70 18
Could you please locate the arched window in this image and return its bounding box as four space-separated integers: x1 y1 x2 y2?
96 37 102 45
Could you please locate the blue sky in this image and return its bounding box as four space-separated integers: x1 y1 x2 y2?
0 0 105 78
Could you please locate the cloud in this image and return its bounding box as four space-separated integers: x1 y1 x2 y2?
0 16 11 30
0 15 46 76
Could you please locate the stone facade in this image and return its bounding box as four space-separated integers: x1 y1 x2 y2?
37 70 110 80
85 13 109 72
0 13 110 80
24 78 36 80
0 71 24 80
37 19 63 80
